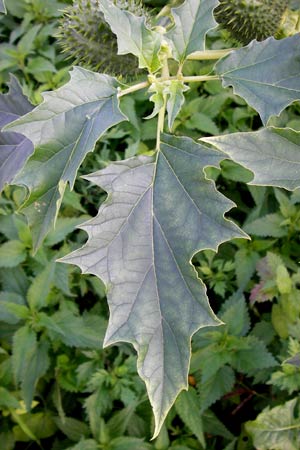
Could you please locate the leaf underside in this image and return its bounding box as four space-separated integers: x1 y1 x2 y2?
216 35 300 125
203 127 300 191
5 67 126 249
0 0 5 13
166 0 219 62
61 133 245 437
0 76 34 191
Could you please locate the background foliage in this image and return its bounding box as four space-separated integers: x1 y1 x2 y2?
1 1 300 449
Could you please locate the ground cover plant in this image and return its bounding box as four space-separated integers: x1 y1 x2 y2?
1 0 300 449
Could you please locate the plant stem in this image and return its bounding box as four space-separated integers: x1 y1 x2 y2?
156 58 169 151
118 80 149 97
181 75 220 83
187 48 234 60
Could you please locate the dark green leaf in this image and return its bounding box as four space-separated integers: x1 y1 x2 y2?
53 417 89 442
215 35 300 124
66 440 99 450
109 437 153 450
175 388 205 446
166 0 219 62
5 67 126 249
61 133 245 436
0 240 27 268
12 412 56 442
27 261 56 310
0 386 20 409
0 292 27 324
199 366 235 411
219 296 250 337
204 127 300 190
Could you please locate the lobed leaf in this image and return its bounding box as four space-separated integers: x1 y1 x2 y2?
215 35 300 125
99 0 161 72
5 67 126 250
203 127 300 190
166 0 219 63
61 133 245 437
0 76 34 191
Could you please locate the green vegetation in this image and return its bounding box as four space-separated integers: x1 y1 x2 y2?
1 1 300 449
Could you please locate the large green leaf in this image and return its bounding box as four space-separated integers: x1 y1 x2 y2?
99 0 161 72
61 133 245 437
5 67 126 250
166 0 219 63
215 35 300 125
245 398 300 450
203 127 300 190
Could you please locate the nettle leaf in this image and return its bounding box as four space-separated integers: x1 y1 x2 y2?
204 127 300 190
99 0 161 72
166 0 219 63
215 35 300 125
61 133 245 437
0 76 34 191
166 80 189 131
246 398 300 450
0 0 6 13
175 389 205 446
5 67 126 250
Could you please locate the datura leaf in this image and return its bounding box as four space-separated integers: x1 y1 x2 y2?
0 0 5 13
61 133 245 437
5 67 126 250
203 127 300 191
99 0 161 72
166 0 219 63
0 76 34 191
245 398 300 450
215 35 300 125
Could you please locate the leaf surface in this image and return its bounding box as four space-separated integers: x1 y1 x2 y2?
61 133 245 437
215 35 300 125
203 127 300 190
0 0 5 13
0 76 34 191
5 67 126 249
99 0 161 72
166 0 219 62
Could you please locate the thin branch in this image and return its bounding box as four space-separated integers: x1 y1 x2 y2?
187 48 235 60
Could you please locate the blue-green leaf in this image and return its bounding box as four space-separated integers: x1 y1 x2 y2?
5 67 126 250
0 0 6 13
166 0 219 62
215 35 300 125
61 133 245 437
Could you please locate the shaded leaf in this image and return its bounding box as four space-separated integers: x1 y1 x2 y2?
66 440 99 450
230 336 277 375
109 437 153 450
0 76 34 191
0 292 26 324
175 388 205 446
0 240 27 268
27 261 56 310
5 67 126 249
53 417 89 442
61 133 245 437
202 409 234 440
13 412 56 442
215 35 300 125
204 127 300 190
199 365 235 411
246 399 300 450
219 296 250 337
285 353 300 368
166 0 219 62
99 0 161 72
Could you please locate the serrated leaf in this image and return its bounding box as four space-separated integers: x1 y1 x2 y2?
109 437 153 450
219 296 250 337
204 127 300 191
215 35 300 125
0 76 34 191
66 440 99 450
246 399 300 450
166 80 189 131
53 417 89 442
175 388 205 446
0 240 27 268
12 326 50 410
61 133 245 437
27 261 56 311
166 0 219 62
244 213 287 238
230 336 277 375
199 365 235 411
0 0 6 13
285 353 300 368
0 292 27 324
5 67 126 250
99 0 161 72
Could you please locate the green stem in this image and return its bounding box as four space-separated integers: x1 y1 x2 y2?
118 80 149 97
181 75 220 82
186 48 234 60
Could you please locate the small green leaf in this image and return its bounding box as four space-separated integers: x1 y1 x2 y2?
215 35 300 124
219 296 250 337
204 127 300 191
244 213 286 238
44 216 89 246
66 440 99 450
5 67 126 250
109 437 153 450
230 336 277 375
0 292 27 324
199 366 235 411
0 240 27 268
166 80 189 131
175 389 205 446
276 265 292 294
53 417 90 442
0 387 20 409
12 326 50 410
166 0 219 62
12 412 56 442
99 0 161 72
246 399 300 450
27 261 56 311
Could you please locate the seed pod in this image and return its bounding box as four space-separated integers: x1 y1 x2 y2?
57 0 150 75
214 0 289 45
